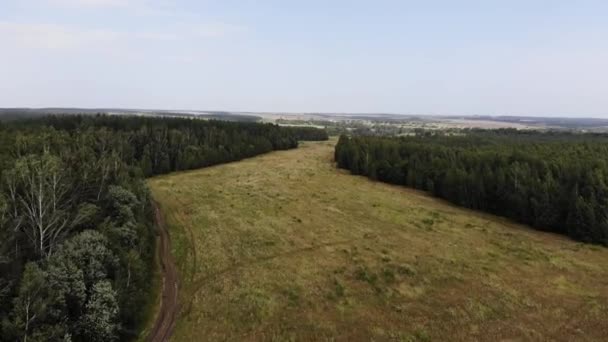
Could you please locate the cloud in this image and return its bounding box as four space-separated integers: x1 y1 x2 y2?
0 22 121 50
44 0 141 8
0 2 247 64
40 0 181 16
0 20 246 53
0 22 170 57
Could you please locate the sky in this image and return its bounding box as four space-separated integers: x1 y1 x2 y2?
0 0 607 117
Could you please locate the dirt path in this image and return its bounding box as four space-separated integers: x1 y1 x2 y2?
147 202 179 342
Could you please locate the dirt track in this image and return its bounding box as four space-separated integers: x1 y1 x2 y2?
147 202 179 342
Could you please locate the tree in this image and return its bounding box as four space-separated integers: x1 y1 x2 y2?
81 281 119 342
7 154 71 259
45 231 118 340
4 262 68 342
48 231 117 295
0 193 12 310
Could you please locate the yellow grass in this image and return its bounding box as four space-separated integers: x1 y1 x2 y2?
148 140 608 341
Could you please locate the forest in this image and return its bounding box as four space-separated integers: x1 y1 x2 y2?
335 130 608 245
0 114 327 342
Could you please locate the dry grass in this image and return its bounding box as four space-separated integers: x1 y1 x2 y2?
148 140 608 341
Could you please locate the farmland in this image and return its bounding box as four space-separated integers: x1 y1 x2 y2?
149 140 608 341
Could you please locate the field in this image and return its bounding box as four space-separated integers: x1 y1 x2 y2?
148 140 608 341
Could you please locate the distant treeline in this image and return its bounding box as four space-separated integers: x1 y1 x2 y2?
284 126 330 141
0 109 263 123
335 130 608 245
0 114 327 341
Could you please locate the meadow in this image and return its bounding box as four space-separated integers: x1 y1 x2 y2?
148 140 608 341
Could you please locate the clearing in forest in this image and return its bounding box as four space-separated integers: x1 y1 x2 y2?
148 140 608 341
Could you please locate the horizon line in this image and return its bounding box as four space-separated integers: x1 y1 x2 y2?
1 107 607 120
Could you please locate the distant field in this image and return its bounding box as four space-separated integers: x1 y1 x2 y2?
148 140 608 341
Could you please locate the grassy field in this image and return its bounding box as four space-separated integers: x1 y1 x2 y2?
148 140 608 341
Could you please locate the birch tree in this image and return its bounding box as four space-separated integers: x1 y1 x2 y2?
8 154 71 259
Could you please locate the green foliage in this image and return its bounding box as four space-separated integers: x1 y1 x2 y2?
335 131 608 245
49 231 118 291
81 281 119 342
3 262 69 342
0 193 7 224
71 204 101 230
6 153 71 258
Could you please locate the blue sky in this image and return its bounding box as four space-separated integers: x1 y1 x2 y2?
1 0 607 117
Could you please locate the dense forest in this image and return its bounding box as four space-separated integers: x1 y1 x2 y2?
0 114 327 341
335 130 608 245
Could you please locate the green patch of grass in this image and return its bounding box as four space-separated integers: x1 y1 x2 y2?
421 218 434 226
354 265 379 285
396 264 417 277
412 328 431 342
466 299 506 321
329 277 346 300
232 288 277 326
281 286 302 307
